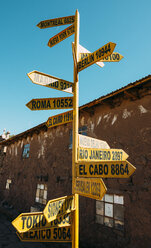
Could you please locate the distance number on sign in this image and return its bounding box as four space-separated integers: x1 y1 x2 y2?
53 98 73 108
95 43 111 60
49 81 72 91
100 163 129 176
53 227 71 240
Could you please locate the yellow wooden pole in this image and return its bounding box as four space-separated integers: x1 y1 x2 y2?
72 9 79 248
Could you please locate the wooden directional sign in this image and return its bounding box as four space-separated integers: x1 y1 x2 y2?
78 43 104 68
75 178 107 200
37 15 75 29
76 161 136 178
27 71 73 94
12 212 71 233
78 134 110 149
43 195 75 223
48 24 75 48
46 111 73 128
100 52 123 62
17 226 72 242
78 147 128 162
77 42 116 72
26 97 73 111
79 52 123 62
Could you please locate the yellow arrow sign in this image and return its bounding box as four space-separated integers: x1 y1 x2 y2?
48 24 75 48
79 52 123 62
74 178 107 200
37 15 75 29
27 71 73 94
12 212 71 233
46 110 73 128
76 161 136 178
77 42 116 72
78 43 104 68
26 97 73 111
43 195 75 223
78 147 128 162
100 52 123 62
17 226 72 242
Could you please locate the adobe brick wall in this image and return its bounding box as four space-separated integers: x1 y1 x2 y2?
78 91 151 248
0 123 73 211
0 81 151 248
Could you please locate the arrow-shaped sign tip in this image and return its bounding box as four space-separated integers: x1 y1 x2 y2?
37 22 43 29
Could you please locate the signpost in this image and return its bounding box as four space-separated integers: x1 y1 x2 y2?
27 71 73 94
13 8 136 248
75 178 107 200
77 42 116 72
76 161 136 178
48 24 75 48
26 97 73 111
37 15 75 29
43 195 75 223
78 147 129 162
12 212 71 233
46 110 73 128
17 226 72 242
79 52 123 62
72 10 80 248
78 134 110 149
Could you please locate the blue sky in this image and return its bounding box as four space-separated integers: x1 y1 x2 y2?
0 0 151 135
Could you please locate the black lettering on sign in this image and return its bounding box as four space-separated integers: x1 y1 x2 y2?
41 230 45 239
42 215 46 226
23 232 29 238
34 230 39 239
32 215 38 228
29 230 34 238
116 53 120 60
46 100 51 109
69 98 73 107
79 148 88 159
112 151 123 160
50 81 59 89
99 164 103 175
27 217 32 228
32 101 36 110
37 101 40 109
91 182 100 197
76 180 90 194
46 229 51 239
60 81 64 89
59 30 67 40
89 150 111 160
125 164 129 174
38 215 42 227
48 118 52 127
58 18 63 25
64 16 75 24
79 164 83 175
104 164 108 175
53 227 71 240
41 100 46 109
89 164 93 175
21 216 26 229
